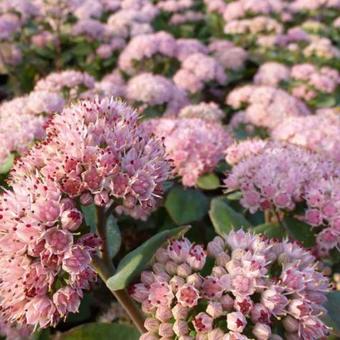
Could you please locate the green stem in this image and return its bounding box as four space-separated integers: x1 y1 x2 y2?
92 256 146 333
94 208 146 333
273 209 289 234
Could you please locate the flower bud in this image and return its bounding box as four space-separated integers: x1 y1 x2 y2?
172 304 189 320
144 318 160 332
169 276 185 292
215 252 230 267
207 328 224 340
173 320 189 336
142 300 154 314
168 239 191 263
227 312 246 332
207 236 225 257
234 296 253 315
155 306 172 322
176 284 200 308
211 266 227 278
252 323 271 339
206 302 223 318
130 283 149 303
61 209 83 231
80 192 93 205
165 261 177 275
94 191 110 206
288 299 311 319
153 263 166 275
221 294 234 311
186 273 202 288
187 244 206 270
193 312 213 333
159 323 174 337
141 271 155 286
250 303 271 324
155 248 170 263
283 316 299 333
177 263 192 277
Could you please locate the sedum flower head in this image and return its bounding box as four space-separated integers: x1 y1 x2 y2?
13 97 170 220
224 142 331 213
34 70 95 99
226 85 310 129
131 230 329 339
143 117 232 187
0 172 98 328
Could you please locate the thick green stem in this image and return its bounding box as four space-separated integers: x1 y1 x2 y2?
94 208 146 333
92 256 146 333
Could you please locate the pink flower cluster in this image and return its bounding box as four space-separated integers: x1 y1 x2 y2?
126 73 188 115
82 70 127 99
303 37 340 60
143 118 232 186
178 102 225 122
226 85 310 129
0 13 21 40
222 0 284 22
131 230 330 339
0 173 99 328
0 91 65 166
290 63 339 101
224 142 329 213
225 139 268 166
118 31 177 75
304 176 340 256
174 53 227 94
34 70 96 99
174 38 208 62
13 97 170 220
271 112 340 162
254 62 290 87
224 16 283 36
170 11 204 25
107 2 158 39
209 40 248 71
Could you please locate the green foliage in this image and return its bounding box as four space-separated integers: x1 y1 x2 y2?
0 153 14 174
105 215 122 259
283 216 316 247
324 291 340 333
197 173 220 190
81 205 97 233
253 223 286 239
107 226 189 291
165 186 209 225
60 323 139 340
209 197 251 236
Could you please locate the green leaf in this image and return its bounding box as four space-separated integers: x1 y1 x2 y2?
107 226 189 291
209 197 251 236
106 215 121 259
165 186 209 225
60 323 139 340
0 153 14 174
283 216 316 247
324 291 340 332
81 204 97 233
226 191 242 201
197 173 220 190
32 329 50 340
253 223 286 239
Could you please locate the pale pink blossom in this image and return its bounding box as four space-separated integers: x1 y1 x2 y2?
144 118 232 186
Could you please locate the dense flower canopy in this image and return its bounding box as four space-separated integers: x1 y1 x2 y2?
131 230 330 339
0 0 339 338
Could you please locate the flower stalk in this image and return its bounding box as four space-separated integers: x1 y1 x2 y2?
93 207 146 334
